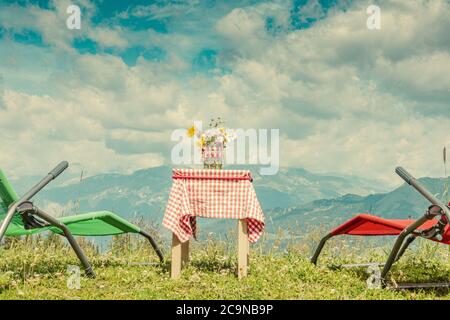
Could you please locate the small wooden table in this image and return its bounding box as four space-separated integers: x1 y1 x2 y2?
171 219 249 279
162 169 265 280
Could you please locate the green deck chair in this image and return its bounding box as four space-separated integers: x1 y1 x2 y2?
0 161 164 278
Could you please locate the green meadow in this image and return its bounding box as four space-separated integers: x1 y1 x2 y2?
1 227 450 300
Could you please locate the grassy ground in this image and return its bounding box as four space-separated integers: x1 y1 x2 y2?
1 231 450 300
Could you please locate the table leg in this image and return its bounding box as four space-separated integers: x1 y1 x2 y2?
171 234 190 279
171 233 182 279
181 239 189 265
237 219 249 278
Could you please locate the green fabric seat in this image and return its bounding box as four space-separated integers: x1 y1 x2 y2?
3 210 142 237
0 169 141 237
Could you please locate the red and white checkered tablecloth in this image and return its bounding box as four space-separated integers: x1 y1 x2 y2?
163 168 265 243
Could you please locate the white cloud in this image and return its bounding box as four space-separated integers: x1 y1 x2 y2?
0 0 129 52
211 0 450 184
0 0 449 188
0 90 164 178
87 27 129 49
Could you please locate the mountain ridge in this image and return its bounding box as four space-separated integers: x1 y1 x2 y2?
19 165 389 216
10 165 448 238
269 176 449 233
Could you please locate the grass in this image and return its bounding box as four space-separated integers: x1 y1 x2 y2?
1 229 450 300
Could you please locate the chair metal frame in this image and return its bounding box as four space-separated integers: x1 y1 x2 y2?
0 161 164 278
311 167 450 287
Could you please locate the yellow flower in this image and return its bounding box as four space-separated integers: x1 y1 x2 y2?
196 135 206 147
187 126 196 137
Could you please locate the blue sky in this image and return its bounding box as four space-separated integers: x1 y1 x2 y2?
0 0 449 186
0 0 347 85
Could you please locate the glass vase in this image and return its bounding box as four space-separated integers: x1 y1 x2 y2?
202 143 224 169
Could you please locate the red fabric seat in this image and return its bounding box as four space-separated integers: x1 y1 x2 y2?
331 214 450 244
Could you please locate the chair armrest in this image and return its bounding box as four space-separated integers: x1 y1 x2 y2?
20 161 69 202
396 166 450 222
49 161 69 179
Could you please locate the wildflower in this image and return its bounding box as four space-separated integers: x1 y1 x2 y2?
216 135 224 144
187 126 196 137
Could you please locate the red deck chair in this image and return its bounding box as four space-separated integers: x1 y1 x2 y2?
311 167 450 286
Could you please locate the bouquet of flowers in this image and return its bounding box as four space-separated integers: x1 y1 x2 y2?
187 117 236 169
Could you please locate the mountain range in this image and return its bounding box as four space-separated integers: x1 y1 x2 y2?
269 177 449 233
10 166 449 241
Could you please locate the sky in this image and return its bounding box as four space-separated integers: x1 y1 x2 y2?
0 0 449 187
